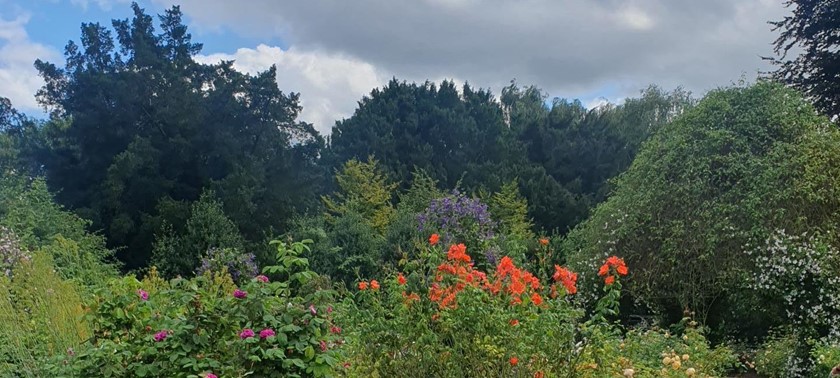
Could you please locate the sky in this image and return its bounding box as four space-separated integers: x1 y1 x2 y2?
0 0 789 135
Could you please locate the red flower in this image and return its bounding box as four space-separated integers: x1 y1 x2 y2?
509 319 519 326
429 233 440 245
446 244 471 263
397 273 407 285
605 275 616 285
531 292 543 306
599 255 628 284
370 280 380 290
358 281 369 290
553 265 578 295
539 238 549 246
509 357 519 366
534 372 545 378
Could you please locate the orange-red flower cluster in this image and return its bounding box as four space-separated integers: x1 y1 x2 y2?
487 256 543 306
429 244 486 309
358 280 380 291
539 238 549 246
552 265 578 295
397 273 407 285
598 256 628 285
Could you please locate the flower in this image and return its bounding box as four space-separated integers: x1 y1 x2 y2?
623 368 635 377
358 281 369 290
154 330 167 342
327 306 333 314
534 372 545 378
446 244 471 263
397 273 407 285
320 340 328 352
509 357 518 366
239 328 255 339
509 319 519 326
599 255 628 284
330 325 342 334
309 304 318 315
370 280 380 290
206 374 218 378
552 265 578 295
233 289 247 299
429 233 440 245
137 289 149 301
259 328 275 339
539 238 549 246
605 275 616 285
255 274 269 283
531 292 543 306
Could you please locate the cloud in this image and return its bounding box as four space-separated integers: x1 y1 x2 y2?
152 0 787 109
0 13 59 113
68 0 130 12
196 44 388 134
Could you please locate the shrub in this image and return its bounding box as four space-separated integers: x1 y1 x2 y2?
196 247 259 284
49 239 343 377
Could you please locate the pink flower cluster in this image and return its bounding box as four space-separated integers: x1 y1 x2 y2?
259 328 275 339
137 289 149 301
239 329 255 339
233 289 247 299
255 275 269 283
154 330 167 342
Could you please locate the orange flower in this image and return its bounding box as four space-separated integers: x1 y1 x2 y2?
429 233 440 245
446 243 471 263
534 372 545 378
397 273 407 285
431 313 440 321
616 264 629 276
531 292 543 306
539 238 549 246
358 281 368 290
509 319 519 326
370 280 380 290
605 275 616 285
553 265 578 295
598 264 609 276
509 357 519 366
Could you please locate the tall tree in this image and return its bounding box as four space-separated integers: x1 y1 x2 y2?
768 0 840 119
32 3 323 267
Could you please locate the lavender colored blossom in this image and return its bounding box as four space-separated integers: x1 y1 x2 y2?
196 247 259 283
417 190 497 247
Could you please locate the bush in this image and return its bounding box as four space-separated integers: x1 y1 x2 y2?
49 240 343 377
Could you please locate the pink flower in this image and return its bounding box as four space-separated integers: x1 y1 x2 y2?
256 275 269 283
259 328 275 339
309 304 317 316
327 306 333 314
320 340 328 352
154 330 167 342
206 374 217 378
239 328 255 339
233 289 247 299
330 326 342 334
137 289 149 301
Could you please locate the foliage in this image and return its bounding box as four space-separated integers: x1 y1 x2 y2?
48 239 343 377
564 82 840 334
0 251 89 377
322 157 397 234
417 190 498 267
152 191 245 278
768 0 840 119
0 175 117 287
30 3 323 268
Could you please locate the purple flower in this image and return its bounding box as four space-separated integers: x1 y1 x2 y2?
259 328 275 339
309 304 317 316
233 289 247 299
239 328 255 339
154 330 168 342
137 289 149 301
255 275 269 283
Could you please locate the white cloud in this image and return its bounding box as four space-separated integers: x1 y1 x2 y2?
68 0 130 12
0 14 59 113
196 44 388 134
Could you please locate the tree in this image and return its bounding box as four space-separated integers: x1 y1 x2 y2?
768 0 840 119
322 157 397 234
31 3 323 267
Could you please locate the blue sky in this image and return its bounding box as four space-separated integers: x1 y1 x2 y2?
1 0 788 134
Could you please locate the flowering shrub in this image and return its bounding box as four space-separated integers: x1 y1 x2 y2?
47 239 343 377
0 226 28 277
342 237 735 377
417 190 498 266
